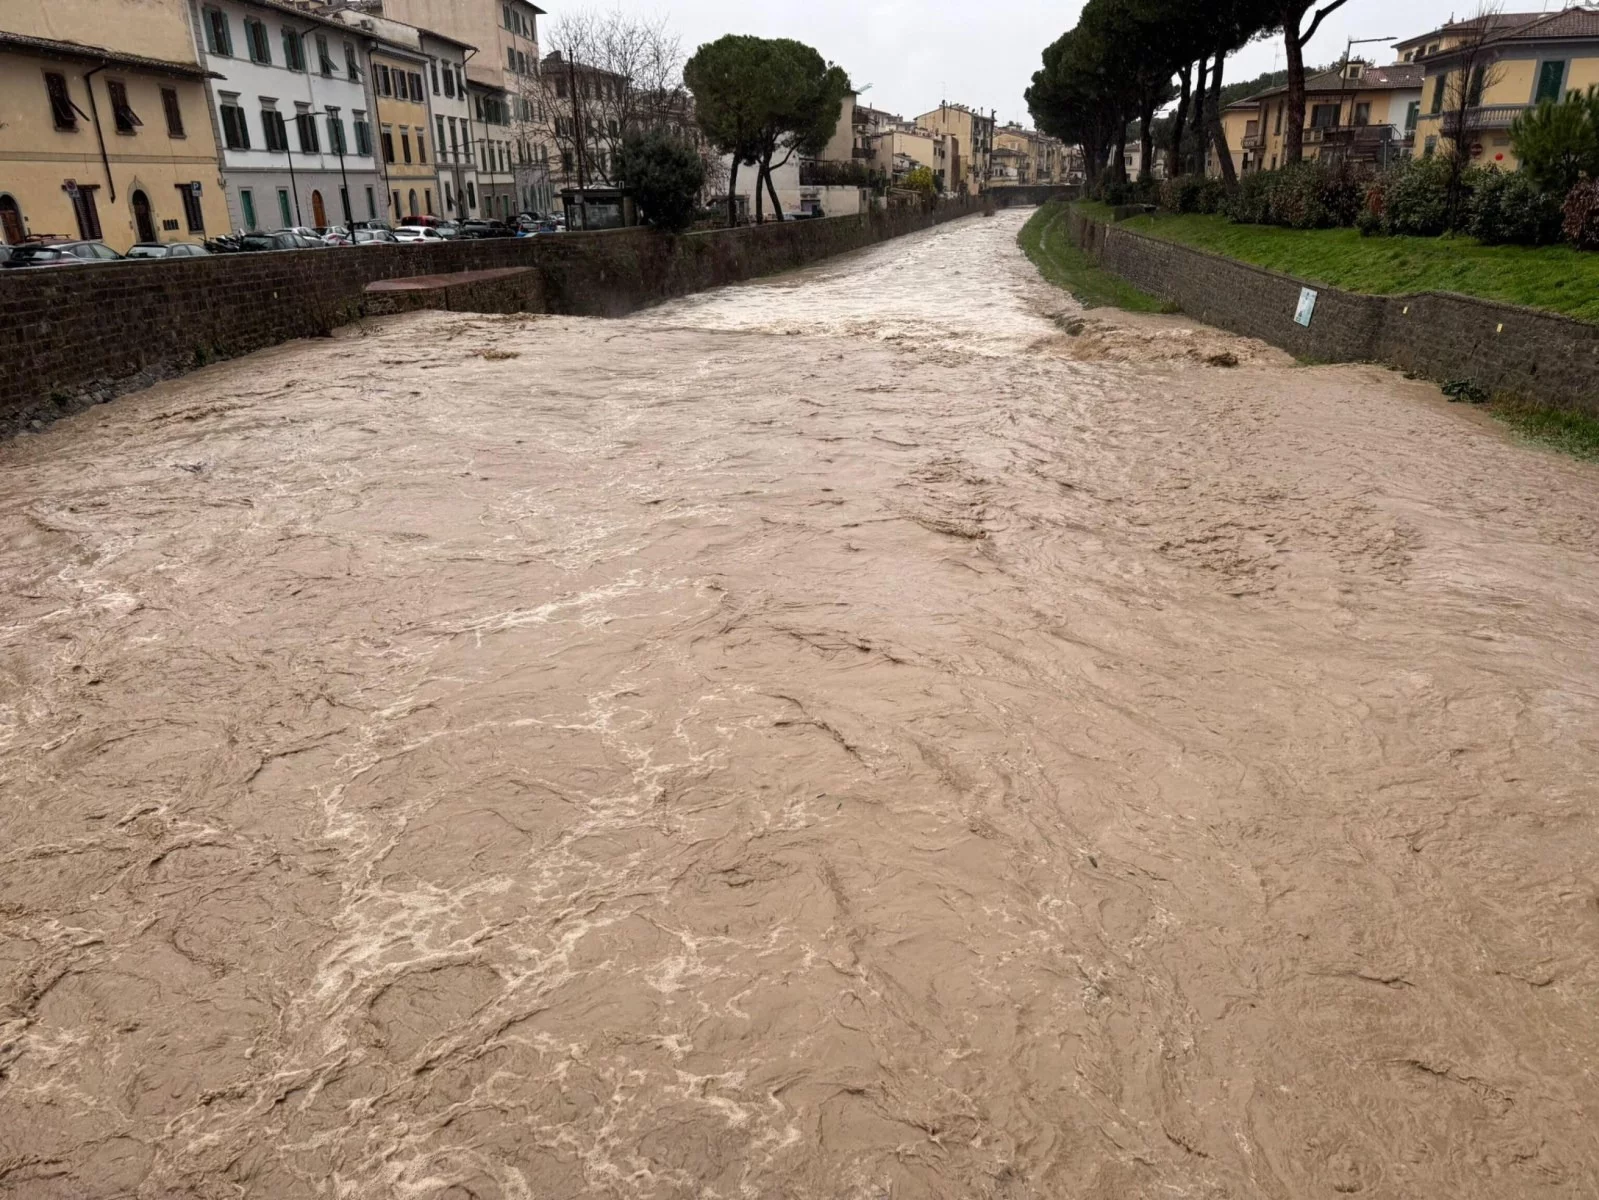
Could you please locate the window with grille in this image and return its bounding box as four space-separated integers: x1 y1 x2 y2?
297 111 319 153
345 42 361 81
410 73 424 102
354 117 372 155
381 127 394 162
45 72 78 130
401 130 412 163
283 29 305 72
161 87 184 136
108 80 141 133
317 35 334 75
69 184 102 239
430 61 440 94
328 112 347 154
176 183 204 231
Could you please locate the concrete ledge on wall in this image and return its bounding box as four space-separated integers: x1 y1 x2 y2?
1065 209 1599 416
364 266 545 316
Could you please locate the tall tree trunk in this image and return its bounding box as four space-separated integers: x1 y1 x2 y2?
1208 49 1237 183
754 161 765 223
1111 124 1129 187
1283 0 1351 165
1282 18 1307 164
763 157 784 220
1168 61 1193 178
1138 100 1156 183
727 157 740 226
1189 51 1211 175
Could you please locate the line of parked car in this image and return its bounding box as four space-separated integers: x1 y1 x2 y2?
0 213 566 269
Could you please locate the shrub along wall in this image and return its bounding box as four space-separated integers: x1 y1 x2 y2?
1066 208 1599 416
0 197 981 434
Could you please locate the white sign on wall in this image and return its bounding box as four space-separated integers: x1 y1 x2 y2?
1294 287 1318 327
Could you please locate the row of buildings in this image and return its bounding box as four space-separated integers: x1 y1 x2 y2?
0 0 558 251
734 95 1075 218
1 0 1070 254
1213 7 1599 179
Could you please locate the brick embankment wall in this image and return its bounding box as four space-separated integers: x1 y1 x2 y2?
0 197 978 435
1065 207 1599 416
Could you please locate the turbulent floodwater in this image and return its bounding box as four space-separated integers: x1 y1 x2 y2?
2 210 1598 1199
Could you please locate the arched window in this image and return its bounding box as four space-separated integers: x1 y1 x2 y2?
407 188 418 216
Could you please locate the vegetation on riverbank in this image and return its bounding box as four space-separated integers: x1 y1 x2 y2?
1491 398 1599 460
1114 208 1599 324
1018 203 1170 313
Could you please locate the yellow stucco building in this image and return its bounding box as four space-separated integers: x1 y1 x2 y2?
370 44 437 220
1229 62 1424 174
1410 8 1599 170
1 22 229 251
993 125 1067 185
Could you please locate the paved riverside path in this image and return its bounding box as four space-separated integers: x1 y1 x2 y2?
2 210 1597 1198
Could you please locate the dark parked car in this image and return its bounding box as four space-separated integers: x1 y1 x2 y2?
2 240 122 268
125 242 212 259
456 219 514 239
237 230 324 252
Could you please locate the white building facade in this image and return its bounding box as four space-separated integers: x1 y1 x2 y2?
420 30 479 219
189 0 384 229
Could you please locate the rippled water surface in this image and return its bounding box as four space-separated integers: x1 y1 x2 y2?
3 211 1598 1198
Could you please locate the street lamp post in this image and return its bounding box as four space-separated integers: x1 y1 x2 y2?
1338 35 1396 165
284 119 304 227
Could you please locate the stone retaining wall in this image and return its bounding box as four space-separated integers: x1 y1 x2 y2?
1 197 980 434
1065 207 1599 415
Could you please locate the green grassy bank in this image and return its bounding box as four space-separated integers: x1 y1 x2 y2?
1116 210 1599 325
1016 202 1169 313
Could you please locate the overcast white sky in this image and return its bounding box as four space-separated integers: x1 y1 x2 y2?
604 0 1548 125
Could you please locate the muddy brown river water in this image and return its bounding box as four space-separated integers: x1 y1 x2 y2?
2 210 1598 1199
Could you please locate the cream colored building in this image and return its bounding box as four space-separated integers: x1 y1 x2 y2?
914 102 995 195
0 14 230 251
995 124 1068 185
369 43 435 218
372 0 547 217
880 125 948 189
1231 61 1423 173
1411 8 1599 170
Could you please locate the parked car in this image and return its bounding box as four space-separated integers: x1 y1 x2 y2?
456 219 515 239
435 221 462 239
399 215 446 230
125 242 212 259
321 226 353 246
353 219 395 233
394 226 446 244
236 230 322 252
2 240 122 268
352 228 400 245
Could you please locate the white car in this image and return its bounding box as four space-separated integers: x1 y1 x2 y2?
394 226 445 244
